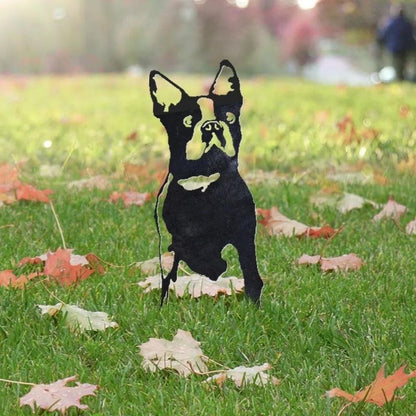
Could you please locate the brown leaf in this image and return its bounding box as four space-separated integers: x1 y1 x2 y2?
125 130 138 141
109 191 151 207
297 253 364 272
139 329 208 377
19 375 98 414
138 274 244 298
372 196 407 221
320 254 364 272
297 254 321 265
257 207 337 239
327 364 416 407
304 225 338 239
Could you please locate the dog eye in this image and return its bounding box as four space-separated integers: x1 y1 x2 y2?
226 112 236 124
183 115 193 128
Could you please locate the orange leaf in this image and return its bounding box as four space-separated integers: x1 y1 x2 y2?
327 364 416 407
16 184 53 203
43 248 94 286
0 270 17 286
303 225 338 239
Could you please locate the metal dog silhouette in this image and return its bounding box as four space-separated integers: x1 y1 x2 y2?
149 60 263 305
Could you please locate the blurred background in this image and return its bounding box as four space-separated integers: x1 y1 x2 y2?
0 0 415 83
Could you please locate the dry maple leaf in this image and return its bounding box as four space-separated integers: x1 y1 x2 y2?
15 249 103 287
257 207 337 239
0 270 39 288
327 364 416 408
205 363 280 388
16 183 53 203
405 218 416 235
139 329 208 377
19 375 98 415
320 254 364 272
138 274 245 298
311 191 379 214
109 191 151 207
37 303 118 333
373 196 407 222
43 249 94 285
67 175 110 190
297 253 364 272
136 253 175 275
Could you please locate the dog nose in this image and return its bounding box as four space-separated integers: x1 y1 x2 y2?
201 121 223 133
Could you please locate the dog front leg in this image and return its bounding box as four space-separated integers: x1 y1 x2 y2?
160 253 179 306
234 239 264 305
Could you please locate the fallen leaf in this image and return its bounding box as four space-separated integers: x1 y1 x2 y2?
311 191 379 214
43 249 94 285
305 225 338 239
205 363 280 387
19 375 97 414
67 175 110 190
0 270 39 288
257 207 309 237
296 254 321 265
327 171 373 184
16 183 53 203
244 170 286 186
327 364 416 407
125 130 138 141
372 196 407 221
405 218 416 235
37 303 118 333
9 249 103 288
297 253 364 272
0 270 18 286
139 329 208 377
39 164 61 178
139 274 245 298
257 207 337 239
136 253 175 275
320 254 364 272
337 193 379 214
109 191 151 207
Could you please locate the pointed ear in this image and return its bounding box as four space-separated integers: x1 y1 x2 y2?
209 60 242 104
149 70 188 117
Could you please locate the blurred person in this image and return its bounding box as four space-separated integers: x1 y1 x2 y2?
377 5 416 81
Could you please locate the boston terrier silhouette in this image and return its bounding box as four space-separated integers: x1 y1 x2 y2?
149 60 263 305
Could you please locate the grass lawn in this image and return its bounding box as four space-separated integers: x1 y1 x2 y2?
0 74 416 415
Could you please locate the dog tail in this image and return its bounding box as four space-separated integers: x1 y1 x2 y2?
154 172 171 306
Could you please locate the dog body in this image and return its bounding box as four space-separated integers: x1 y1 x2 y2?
150 60 263 303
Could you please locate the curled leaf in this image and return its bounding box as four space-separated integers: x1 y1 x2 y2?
37 303 118 333
205 363 280 388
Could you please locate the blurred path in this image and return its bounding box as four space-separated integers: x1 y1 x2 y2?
302 54 372 86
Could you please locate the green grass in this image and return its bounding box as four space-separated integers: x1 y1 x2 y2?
1 75 416 415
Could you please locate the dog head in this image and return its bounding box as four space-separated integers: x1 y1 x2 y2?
149 60 243 168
